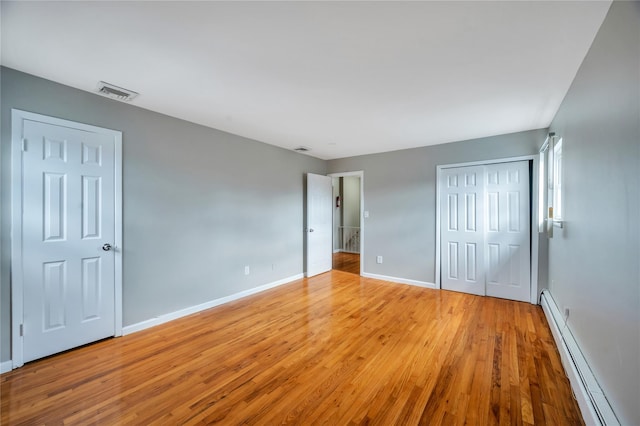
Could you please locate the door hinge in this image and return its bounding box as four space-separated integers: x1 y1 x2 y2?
21 138 27 152
19 324 24 337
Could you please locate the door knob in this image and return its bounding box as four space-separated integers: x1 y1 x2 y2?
309 229 314 232
102 243 112 251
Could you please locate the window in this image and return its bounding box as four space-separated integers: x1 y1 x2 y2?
538 148 546 231
538 134 563 236
552 138 563 220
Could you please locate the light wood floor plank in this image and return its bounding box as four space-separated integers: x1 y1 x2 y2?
1 270 582 425
333 252 360 275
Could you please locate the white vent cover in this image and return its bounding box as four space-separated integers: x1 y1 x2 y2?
96 81 139 102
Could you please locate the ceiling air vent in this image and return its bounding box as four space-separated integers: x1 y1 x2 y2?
96 81 139 102
294 146 311 152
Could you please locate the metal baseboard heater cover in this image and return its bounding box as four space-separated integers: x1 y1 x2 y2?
539 290 619 426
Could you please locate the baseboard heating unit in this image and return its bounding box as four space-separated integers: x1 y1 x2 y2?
539 290 619 426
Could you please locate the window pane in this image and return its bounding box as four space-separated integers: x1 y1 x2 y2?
539 151 546 231
553 139 563 219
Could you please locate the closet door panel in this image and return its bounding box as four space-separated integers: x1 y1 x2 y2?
440 166 485 296
484 161 531 302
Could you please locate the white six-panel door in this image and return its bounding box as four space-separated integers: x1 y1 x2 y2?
440 161 531 302
484 161 531 302
306 173 333 277
440 165 486 296
15 113 120 364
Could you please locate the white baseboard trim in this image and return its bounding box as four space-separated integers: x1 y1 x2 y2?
362 272 436 289
1 360 13 374
540 290 620 426
122 273 304 336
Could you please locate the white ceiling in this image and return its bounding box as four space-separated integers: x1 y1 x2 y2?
1 1 611 160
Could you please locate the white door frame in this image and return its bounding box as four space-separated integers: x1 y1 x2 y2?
435 155 539 304
10 109 123 368
328 171 364 276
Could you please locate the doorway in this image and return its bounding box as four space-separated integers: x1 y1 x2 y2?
329 172 363 275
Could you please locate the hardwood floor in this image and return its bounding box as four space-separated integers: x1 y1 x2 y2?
333 251 360 275
1 271 583 425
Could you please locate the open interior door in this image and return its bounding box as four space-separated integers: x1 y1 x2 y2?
306 173 333 277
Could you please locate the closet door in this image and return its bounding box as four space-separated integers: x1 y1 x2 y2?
440 166 485 296
484 161 531 302
439 160 531 302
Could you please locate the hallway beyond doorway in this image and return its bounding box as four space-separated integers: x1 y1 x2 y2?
333 252 360 275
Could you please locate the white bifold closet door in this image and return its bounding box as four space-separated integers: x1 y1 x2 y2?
440 161 530 302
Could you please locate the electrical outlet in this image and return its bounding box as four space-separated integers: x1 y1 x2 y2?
244 266 250 275
376 256 383 264
364 211 370 218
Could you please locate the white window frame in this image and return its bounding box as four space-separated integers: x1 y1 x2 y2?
538 144 547 232
538 134 563 237
552 138 563 220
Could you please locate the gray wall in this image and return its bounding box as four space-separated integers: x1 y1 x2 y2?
0 67 326 362
546 2 640 424
327 129 546 283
